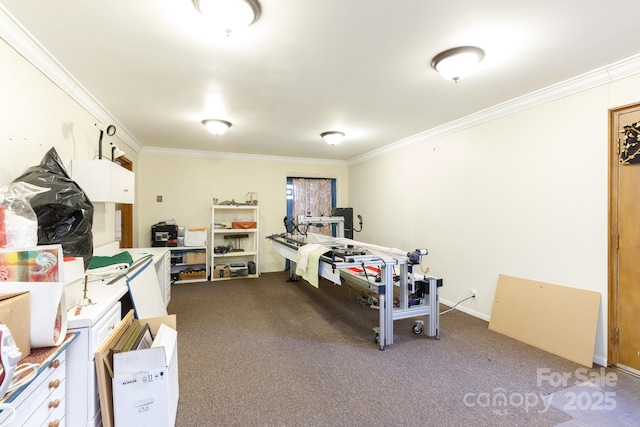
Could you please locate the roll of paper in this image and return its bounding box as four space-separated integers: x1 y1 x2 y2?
0 245 68 347
0 206 6 247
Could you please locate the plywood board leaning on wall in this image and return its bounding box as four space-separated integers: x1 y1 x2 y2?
489 274 600 367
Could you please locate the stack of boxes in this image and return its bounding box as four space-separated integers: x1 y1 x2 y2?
178 251 207 281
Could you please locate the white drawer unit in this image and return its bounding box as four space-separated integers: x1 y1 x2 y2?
66 302 122 427
90 303 122 353
64 245 169 426
0 348 67 427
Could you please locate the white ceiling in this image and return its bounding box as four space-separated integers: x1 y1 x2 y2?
2 0 640 162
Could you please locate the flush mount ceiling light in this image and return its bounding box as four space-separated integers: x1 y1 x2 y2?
193 0 261 34
321 131 345 145
431 46 485 82
202 119 232 135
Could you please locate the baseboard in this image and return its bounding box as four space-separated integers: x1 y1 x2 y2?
440 298 490 322
439 297 607 368
593 354 607 367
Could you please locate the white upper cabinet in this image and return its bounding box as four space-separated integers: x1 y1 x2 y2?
72 159 135 204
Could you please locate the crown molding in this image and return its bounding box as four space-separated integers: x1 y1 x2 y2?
348 53 640 165
141 146 348 166
3 4 640 166
0 4 143 152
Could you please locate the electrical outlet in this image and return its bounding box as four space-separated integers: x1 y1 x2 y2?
470 289 478 299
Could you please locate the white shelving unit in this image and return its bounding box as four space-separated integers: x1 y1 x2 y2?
211 205 259 281
170 246 208 284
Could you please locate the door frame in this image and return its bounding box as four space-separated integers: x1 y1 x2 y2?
607 101 640 366
286 176 337 229
116 157 133 248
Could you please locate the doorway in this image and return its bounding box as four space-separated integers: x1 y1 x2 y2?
608 103 640 374
115 156 133 248
286 177 336 236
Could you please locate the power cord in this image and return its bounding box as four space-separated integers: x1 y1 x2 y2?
8 363 39 393
440 290 477 315
418 258 430 275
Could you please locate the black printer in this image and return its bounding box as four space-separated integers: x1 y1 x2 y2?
151 222 178 247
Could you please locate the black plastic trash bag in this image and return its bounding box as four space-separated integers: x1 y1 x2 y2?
13 147 94 270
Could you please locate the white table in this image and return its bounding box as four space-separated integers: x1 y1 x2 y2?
64 245 169 427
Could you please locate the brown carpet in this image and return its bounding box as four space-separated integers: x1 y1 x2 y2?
167 272 606 426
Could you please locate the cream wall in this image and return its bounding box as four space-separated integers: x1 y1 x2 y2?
136 154 348 272
0 33 349 268
0 39 138 249
349 72 640 366
5 27 640 366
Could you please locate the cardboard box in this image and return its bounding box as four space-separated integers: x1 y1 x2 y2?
185 251 206 264
112 319 178 427
178 269 206 281
96 312 178 427
214 264 231 278
0 292 30 360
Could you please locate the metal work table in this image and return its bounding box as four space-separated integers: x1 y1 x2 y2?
267 233 442 350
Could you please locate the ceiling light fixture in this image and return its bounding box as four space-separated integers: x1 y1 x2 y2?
202 119 232 135
321 131 345 145
431 46 485 82
193 0 261 34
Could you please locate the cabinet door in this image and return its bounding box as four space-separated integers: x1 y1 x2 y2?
90 302 122 353
72 160 135 203
110 162 135 203
72 160 111 201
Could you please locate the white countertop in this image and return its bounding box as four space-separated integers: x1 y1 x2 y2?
66 247 169 329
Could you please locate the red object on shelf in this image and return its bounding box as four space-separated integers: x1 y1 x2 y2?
232 221 257 229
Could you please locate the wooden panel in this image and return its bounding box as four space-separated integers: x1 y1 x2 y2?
489 274 600 367
613 108 640 371
126 259 167 319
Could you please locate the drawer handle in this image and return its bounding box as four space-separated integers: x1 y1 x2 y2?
48 420 60 427
49 359 61 369
48 399 60 409
49 378 61 389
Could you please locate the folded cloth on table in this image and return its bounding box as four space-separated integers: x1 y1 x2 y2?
87 251 133 275
86 263 131 276
295 244 329 288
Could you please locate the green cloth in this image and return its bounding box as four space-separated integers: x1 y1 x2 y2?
88 251 133 270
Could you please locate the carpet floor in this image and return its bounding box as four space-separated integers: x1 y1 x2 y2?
167 272 637 427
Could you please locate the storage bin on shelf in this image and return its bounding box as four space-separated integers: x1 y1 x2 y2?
231 221 257 229
178 268 206 281
185 251 206 264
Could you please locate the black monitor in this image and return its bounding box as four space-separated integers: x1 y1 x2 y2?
331 207 353 238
